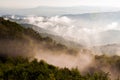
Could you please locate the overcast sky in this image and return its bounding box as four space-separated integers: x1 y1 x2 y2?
0 0 120 9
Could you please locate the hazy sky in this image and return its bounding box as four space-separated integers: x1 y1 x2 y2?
0 0 120 9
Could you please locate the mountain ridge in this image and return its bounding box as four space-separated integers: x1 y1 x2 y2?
0 6 120 16
0 17 78 57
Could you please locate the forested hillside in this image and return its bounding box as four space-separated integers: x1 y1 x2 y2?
0 17 120 80
0 17 77 57
0 56 110 80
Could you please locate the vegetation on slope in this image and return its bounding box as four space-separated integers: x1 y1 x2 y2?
0 17 66 49
0 17 120 80
0 56 110 80
0 17 77 57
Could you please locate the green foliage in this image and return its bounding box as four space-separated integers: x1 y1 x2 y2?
0 17 68 51
95 55 120 70
0 56 110 80
84 72 110 80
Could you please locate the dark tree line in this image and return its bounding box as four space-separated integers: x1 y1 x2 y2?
0 56 110 80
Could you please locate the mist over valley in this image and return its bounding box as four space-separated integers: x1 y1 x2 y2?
1 5 120 80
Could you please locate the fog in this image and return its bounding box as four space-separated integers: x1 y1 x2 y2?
0 33 120 79
5 14 120 46
2 14 120 79
35 49 94 72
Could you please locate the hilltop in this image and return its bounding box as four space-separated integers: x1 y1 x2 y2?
0 17 77 57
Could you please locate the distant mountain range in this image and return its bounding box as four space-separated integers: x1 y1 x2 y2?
64 11 120 21
1 15 120 56
2 10 120 56
2 10 120 46
0 6 120 16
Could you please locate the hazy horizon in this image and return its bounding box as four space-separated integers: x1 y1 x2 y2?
1 0 120 9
